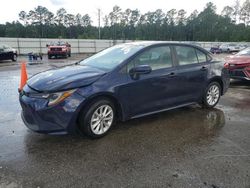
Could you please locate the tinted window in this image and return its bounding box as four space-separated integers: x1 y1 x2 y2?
196 49 207 63
130 46 173 71
176 46 198 65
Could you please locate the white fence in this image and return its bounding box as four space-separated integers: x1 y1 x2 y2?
0 37 249 55
0 38 134 55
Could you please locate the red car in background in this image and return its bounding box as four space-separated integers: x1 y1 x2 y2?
47 41 71 59
225 47 250 80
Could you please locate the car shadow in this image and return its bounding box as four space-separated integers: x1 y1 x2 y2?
230 79 250 89
0 59 13 63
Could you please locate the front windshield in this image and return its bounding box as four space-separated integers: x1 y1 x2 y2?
1 45 11 49
50 41 66 46
236 47 250 56
79 44 144 70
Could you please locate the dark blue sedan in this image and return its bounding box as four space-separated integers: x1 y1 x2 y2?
19 42 230 138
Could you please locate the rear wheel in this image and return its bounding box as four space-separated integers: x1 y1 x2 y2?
48 54 52 59
79 99 115 138
202 82 221 108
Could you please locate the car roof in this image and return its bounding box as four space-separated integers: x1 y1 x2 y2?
120 41 208 53
121 41 202 48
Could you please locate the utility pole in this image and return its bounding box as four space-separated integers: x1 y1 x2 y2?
98 8 101 39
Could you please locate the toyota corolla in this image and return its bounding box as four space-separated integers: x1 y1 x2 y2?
19 42 230 138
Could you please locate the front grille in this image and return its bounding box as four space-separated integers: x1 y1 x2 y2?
229 70 246 77
245 67 250 77
50 48 62 51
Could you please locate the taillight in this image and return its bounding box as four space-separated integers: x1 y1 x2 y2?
224 63 229 69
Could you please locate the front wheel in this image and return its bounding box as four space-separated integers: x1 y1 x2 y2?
79 99 115 138
202 82 221 108
12 54 17 62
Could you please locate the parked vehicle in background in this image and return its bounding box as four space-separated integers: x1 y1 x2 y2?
210 45 222 54
19 42 230 138
219 43 240 53
239 44 248 51
0 44 18 61
225 47 250 80
47 41 71 59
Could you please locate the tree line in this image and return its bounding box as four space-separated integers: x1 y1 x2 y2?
1 0 250 41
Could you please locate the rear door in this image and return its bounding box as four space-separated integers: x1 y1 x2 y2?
174 45 209 103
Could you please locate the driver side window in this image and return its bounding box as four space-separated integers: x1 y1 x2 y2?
128 46 173 71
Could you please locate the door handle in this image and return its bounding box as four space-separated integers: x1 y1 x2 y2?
167 72 176 77
200 66 207 71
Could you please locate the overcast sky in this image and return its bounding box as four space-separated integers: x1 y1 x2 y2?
0 0 241 25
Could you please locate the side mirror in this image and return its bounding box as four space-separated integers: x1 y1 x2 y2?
46 44 49 47
129 65 152 80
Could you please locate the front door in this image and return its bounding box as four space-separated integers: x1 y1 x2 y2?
120 45 181 118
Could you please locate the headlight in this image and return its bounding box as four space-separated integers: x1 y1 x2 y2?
48 89 76 106
28 93 50 98
28 89 76 106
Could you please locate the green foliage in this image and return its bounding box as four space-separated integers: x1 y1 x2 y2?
1 2 250 41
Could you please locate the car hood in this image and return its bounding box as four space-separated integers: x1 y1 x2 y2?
226 56 250 65
27 65 106 92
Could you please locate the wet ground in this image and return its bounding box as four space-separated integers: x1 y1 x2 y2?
0 55 250 188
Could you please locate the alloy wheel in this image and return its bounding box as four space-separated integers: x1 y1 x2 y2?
206 84 220 106
90 105 114 135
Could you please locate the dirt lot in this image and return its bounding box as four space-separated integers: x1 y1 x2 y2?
0 55 250 188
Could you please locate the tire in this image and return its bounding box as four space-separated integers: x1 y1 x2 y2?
48 55 52 59
68 52 71 57
202 82 221 108
12 54 17 62
79 98 116 138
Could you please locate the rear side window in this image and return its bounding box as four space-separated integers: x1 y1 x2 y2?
196 49 207 63
129 46 173 71
176 46 198 65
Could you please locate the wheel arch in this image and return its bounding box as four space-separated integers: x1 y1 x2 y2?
207 76 224 95
77 92 124 123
